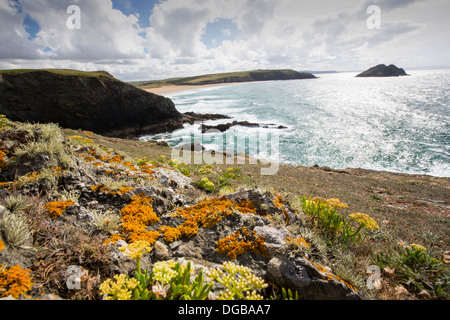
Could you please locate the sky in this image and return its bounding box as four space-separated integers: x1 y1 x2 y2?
0 0 449 81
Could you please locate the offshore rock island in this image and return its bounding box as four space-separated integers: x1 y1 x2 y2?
356 64 409 77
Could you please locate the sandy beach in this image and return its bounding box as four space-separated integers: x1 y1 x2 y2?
144 82 241 95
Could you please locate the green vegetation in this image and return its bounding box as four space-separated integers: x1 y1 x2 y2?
100 242 268 301
1 115 448 300
0 69 114 78
130 69 315 89
301 196 380 244
373 243 449 299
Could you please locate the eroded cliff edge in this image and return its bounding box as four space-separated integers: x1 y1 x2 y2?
0 70 226 138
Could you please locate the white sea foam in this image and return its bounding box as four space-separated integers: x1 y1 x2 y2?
141 69 450 177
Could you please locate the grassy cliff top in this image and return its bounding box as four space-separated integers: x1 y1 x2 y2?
0 69 115 78
131 69 316 88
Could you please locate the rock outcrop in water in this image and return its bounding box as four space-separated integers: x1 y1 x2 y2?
356 64 408 77
201 121 287 133
0 70 228 138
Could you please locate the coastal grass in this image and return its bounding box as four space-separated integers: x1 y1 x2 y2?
131 69 309 89
0 69 114 78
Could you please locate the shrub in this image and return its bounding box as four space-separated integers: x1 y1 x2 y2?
12 123 72 168
208 262 268 300
91 210 122 233
2 194 31 215
197 177 215 192
301 196 378 244
1 211 33 247
100 243 212 301
372 243 449 299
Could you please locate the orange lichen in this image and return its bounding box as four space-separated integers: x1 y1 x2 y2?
0 240 4 252
154 197 237 243
92 162 104 167
91 185 111 193
235 200 257 214
285 236 310 248
273 193 285 209
0 148 7 171
173 197 234 238
0 264 34 299
216 227 269 260
108 155 125 164
123 161 138 171
0 182 12 189
314 262 358 292
117 186 135 195
110 194 160 245
103 233 123 246
83 155 96 162
158 226 182 243
139 164 156 175
45 200 75 219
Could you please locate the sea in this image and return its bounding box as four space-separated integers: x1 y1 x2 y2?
141 69 450 178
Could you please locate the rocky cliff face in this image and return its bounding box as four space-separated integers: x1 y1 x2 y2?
0 70 182 138
356 64 408 77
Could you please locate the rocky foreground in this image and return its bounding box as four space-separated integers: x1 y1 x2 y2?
0 117 366 300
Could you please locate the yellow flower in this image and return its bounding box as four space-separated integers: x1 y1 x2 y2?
326 198 349 209
99 274 139 300
410 244 427 252
349 213 380 230
119 241 152 259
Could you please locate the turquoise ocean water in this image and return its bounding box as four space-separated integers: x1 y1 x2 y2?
141 69 450 177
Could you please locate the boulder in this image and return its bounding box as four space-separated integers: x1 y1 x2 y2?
266 255 361 300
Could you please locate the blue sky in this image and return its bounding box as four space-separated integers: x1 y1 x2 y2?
2 0 450 81
111 0 158 28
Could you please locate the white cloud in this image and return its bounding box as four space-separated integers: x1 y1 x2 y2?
0 0 449 81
